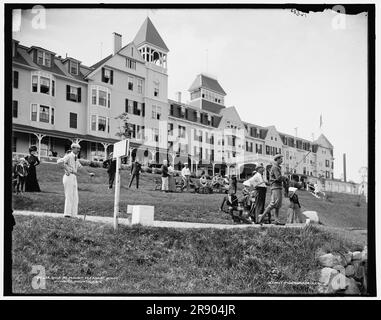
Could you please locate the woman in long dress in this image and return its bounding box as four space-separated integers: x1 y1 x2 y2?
25 146 41 192
168 163 176 192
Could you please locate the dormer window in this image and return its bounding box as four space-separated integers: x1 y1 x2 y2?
69 61 79 75
37 50 51 67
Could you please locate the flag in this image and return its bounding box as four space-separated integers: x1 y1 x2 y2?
320 114 323 128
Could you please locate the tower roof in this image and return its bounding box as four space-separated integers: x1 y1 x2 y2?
188 73 227 95
133 17 169 52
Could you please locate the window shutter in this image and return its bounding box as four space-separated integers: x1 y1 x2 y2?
133 101 138 114
110 70 114 85
13 71 19 88
66 85 70 100
125 99 129 113
101 67 105 82
142 103 145 117
78 87 81 102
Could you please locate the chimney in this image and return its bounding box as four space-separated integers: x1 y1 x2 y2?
113 32 122 54
176 91 182 103
343 153 347 182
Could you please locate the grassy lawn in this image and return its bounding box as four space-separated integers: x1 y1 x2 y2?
12 163 367 228
12 215 365 294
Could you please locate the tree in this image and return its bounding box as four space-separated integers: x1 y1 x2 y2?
115 112 133 140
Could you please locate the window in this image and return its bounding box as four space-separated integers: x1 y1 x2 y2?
154 82 159 97
91 115 97 131
153 128 159 142
69 61 79 75
69 112 77 129
12 101 18 118
66 85 81 102
31 104 37 121
128 76 134 91
91 86 111 108
51 108 55 124
39 105 50 123
137 79 143 94
37 50 51 67
98 116 106 131
40 77 50 94
32 76 38 92
31 72 55 96
178 125 186 138
126 58 136 70
13 71 19 88
152 105 161 120
168 123 174 136
99 90 107 107
266 145 270 155
325 160 330 167
102 68 113 84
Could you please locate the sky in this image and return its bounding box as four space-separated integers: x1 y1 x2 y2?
12 8 368 182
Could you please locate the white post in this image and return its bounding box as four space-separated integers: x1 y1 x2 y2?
113 155 121 231
212 162 215 176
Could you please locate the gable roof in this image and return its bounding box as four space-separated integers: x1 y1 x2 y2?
315 134 333 149
188 74 227 95
133 17 169 52
90 54 113 70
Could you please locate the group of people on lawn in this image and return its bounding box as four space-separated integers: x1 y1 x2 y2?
219 153 304 225
15 143 304 223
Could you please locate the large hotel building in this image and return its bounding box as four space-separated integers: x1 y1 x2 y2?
12 17 336 182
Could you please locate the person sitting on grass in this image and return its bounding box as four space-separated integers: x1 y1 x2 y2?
286 187 304 224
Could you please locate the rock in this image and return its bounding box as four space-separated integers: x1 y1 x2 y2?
344 277 361 295
319 267 338 286
302 211 319 224
344 252 352 264
333 265 345 273
352 261 365 280
361 246 367 262
345 264 355 277
352 251 362 260
330 273 349 291
318 253 341 267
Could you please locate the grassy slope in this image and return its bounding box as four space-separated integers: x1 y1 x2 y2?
12 163 367 228
12 215 365 294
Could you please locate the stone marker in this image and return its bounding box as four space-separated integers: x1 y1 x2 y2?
302 211 319 224
361 246 367 262
131 205 154 226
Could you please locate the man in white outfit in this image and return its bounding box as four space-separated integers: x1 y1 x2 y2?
59 143 94 218
181 163 191 192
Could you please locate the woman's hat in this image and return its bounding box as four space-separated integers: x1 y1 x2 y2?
289 187 297 194
71 143 81 149
274 154 283 161
29 145 37 152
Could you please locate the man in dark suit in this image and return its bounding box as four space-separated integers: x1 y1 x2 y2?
129 160 142 189
104 152 116 189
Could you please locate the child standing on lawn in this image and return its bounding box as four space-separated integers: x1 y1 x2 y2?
286 187 304 223
15 158 29 194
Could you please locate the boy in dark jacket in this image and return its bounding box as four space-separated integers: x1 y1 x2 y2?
104 153 116 189
129 160 142 189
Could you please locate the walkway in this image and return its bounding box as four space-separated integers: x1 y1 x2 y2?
13 210 306 229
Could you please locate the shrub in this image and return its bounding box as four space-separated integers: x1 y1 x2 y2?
79 159 91 167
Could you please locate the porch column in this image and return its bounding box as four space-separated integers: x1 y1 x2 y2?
33 133 46 159
149 150 156 165
101 142 110 160
212 162 215 176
